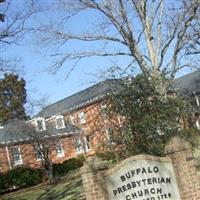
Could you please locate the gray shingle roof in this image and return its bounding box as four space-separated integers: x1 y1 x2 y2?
36 79 120 118
1 72 199 144
0 120 79 145
173 71 200 96
37 72 200 118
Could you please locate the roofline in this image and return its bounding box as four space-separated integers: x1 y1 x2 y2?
34 78 121 118
37 91 110 118
35 72 200 118
0 131 79 146
59 92 109 114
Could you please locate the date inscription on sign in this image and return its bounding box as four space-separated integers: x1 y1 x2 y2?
105 156 181 200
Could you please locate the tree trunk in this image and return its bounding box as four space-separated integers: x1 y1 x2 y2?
48 159 54 184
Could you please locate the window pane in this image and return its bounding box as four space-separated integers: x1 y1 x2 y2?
101 103 108 116
11 147 22 165
70 116 75 124
12 147 19 155
34 144 43 160
79 112 86 124
85 136 91 150
56 142 64 156
56 117 65 129
37 120 43 131
74 138 83 153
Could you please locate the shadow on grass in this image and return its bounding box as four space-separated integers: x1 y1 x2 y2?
1 178 86 200
36 178 85 200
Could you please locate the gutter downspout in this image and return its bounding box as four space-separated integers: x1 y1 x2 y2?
5 145 12 170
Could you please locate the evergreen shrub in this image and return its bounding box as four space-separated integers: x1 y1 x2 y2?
53 157 84 177
0 166 43 194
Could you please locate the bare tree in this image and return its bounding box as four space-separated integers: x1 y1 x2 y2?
4 120 57 183
25 95 50 117
0 0 35 75
12 121 59 184
34 0 199 90
25 124 58 184
0 0 34 45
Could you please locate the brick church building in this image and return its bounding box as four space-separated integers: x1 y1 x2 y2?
0 71 199 173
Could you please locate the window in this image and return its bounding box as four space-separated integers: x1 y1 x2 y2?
117 116 121 124
196 120 200 130
74 136 91 154
194 93 200 107
11 147 23 165
70 115 75 125
101 103 108 116
84 136 91 151
35 118 46 131
34 144 43 161
105 128 112 141
56 142 64 157
79 112 86 124
56 115 65 129
105 128 115 144
74 137 83 153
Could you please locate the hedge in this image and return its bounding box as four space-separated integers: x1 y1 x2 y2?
0 156 85 193
0 166 43 194
53 156 84 177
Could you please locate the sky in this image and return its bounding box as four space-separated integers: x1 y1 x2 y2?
2 1 115 115
4 43 112 115
2 0 196 116
2 0 134 116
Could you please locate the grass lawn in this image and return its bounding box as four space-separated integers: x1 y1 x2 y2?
0 174 86 200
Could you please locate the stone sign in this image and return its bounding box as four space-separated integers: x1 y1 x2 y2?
105 155 181 200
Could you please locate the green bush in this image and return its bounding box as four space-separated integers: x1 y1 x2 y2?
77 154 86 162
0 166 43 193
0 173 9 193
63 157 83 171
53 162 68 177
6 167 43 188
53 157 84 177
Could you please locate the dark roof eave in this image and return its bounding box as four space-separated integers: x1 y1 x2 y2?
39 92 111 118
0 131 79 146
59 93 110 116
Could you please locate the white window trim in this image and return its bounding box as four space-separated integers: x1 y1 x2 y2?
35 117 46 131
101 103 107 116
70 115 75 125
79 112 86 124
74 137 84 154
84 136 92 151
55 115 65 129
194 93 200 107
74 136 91 154
105 129 111 141
56 141 65 157
196 120 200 130
105 128 115 144
11 147 23 166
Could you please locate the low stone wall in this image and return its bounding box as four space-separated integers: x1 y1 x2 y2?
81 137 200 200
81 156 108 200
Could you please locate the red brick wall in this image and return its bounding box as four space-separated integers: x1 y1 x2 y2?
165 137 200 200
65 101 120 153
0 100 116 173
0 135 83 173
81 138 200 200
0 146 10 172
